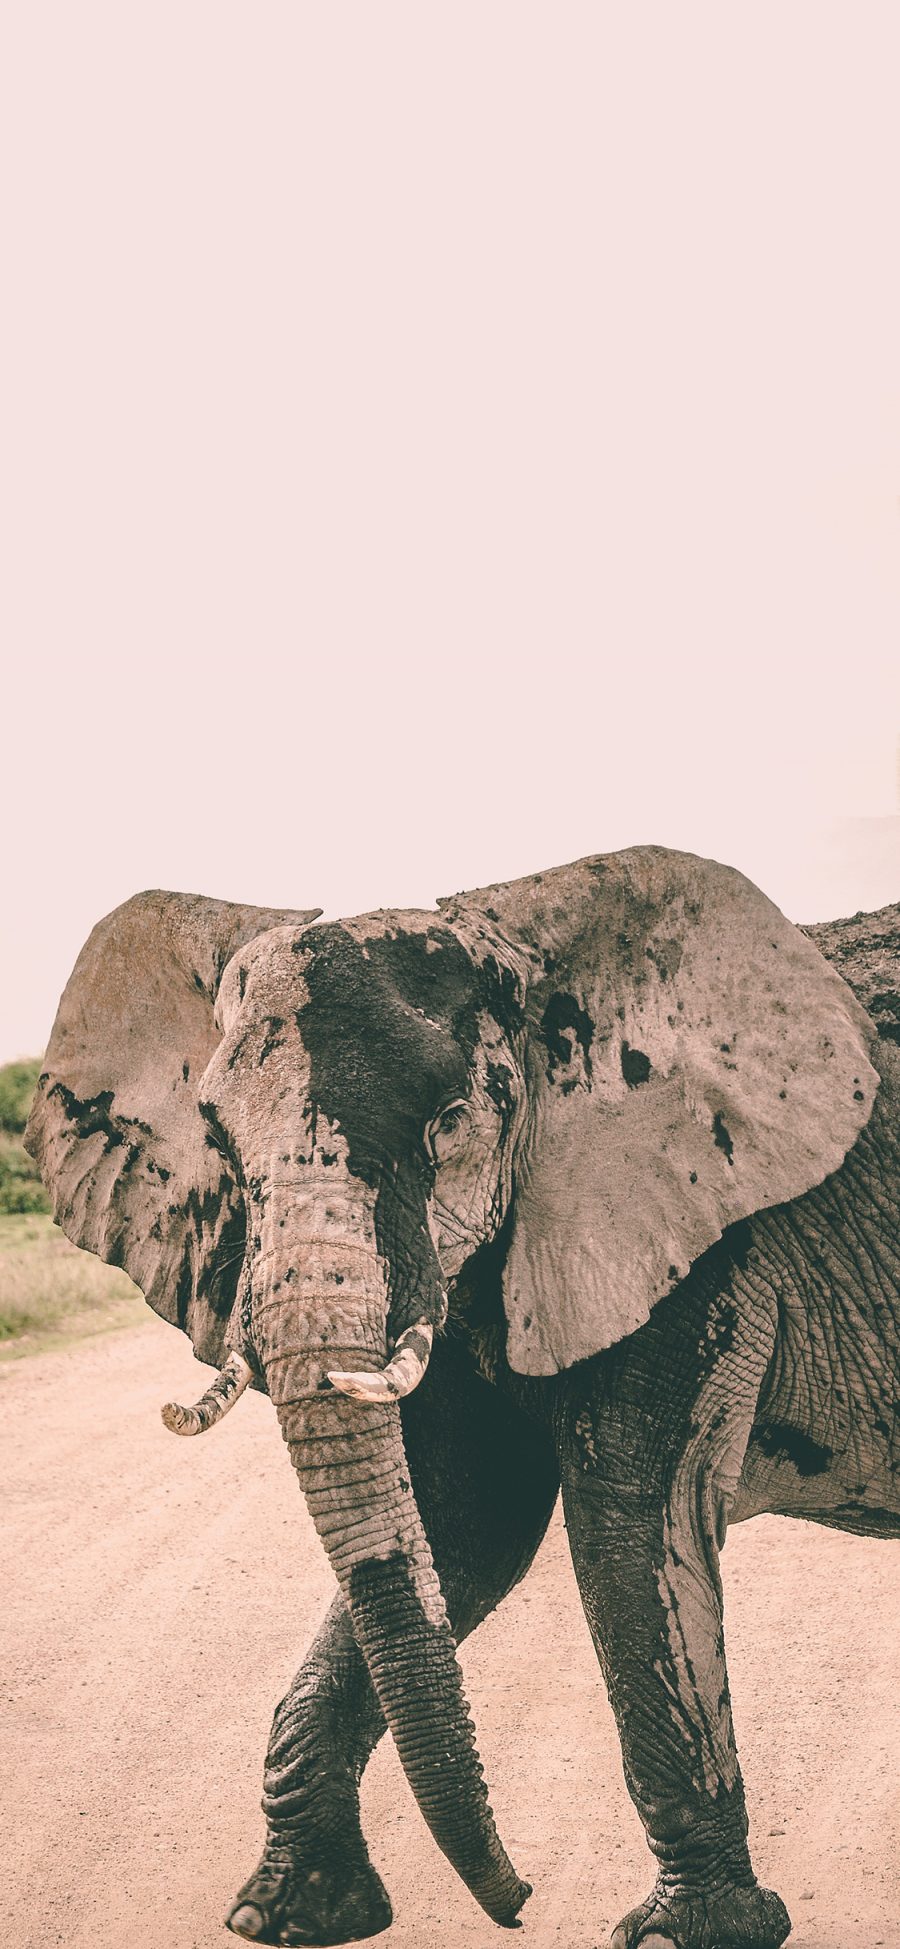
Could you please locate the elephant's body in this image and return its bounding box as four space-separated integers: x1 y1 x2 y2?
733 1047 900 1539
26 856 899 1949
466 1039 900 1540
565 1035 900 1545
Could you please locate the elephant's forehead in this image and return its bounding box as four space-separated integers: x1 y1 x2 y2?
219 916 473 1103
340 909 437 945
217 924 312 1025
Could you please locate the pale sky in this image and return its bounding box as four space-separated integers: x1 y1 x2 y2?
2 5 898 1063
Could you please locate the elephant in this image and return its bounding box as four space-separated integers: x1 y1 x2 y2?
25 846 900 1949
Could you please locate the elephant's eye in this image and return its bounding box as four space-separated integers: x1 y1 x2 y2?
424 1099 471 1165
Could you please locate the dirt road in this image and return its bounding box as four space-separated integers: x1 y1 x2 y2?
4 1318 898 1948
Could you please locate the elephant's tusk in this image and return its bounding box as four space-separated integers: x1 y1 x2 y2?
161 1351 253 1436
327 1321 434 1403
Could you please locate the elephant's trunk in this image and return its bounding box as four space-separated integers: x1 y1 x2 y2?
250 1208 530 1928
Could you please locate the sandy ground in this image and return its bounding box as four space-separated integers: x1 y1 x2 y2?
3 1317 898 1949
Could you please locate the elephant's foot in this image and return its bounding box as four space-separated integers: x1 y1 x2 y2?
610 1878 791 1949
226 1841 392 1947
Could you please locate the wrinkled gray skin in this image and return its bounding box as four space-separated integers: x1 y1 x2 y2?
26 856 900 1949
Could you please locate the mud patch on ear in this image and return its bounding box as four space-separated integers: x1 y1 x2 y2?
712 1111 734 1164
620 1042 652 1088
540 992 595 1092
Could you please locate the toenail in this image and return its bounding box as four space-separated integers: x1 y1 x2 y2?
229 1904 266 1939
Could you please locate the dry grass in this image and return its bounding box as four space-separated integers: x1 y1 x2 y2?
0 1214 146 1360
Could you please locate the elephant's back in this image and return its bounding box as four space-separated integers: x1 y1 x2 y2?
804 899 900 1048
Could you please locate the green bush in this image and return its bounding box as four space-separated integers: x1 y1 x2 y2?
0 1059 50 1214
0 1057 43 1133
0 1060 145 1356
0 1213 143 1355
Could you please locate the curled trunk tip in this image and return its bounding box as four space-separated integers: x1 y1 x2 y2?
326 1320 434 1403
161 1350 253 1436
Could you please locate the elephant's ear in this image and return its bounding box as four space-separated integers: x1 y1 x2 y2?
447 848 879 1376
25 890 322 1368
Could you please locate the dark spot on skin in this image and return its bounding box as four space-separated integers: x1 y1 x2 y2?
199 1100 240 1175
621 1042 652 1088
726 1222 754 1274
398 1478 410 1494
853 1088 865 1101
333 1272 344 1285
480 953 525 1032
697 1301 736 1371
401 1328 432 1364
830 1507 900 1536
321 1151 338 1168
712 1111 734 1164
540 992 594 1086
238 965 248 999
227 1031 251 1072
192 971 205 992
720 1043 731 1054
175 1255 193 1325
779 1089 787 1099
485 1061 515 1119
689 1170 698 1184
668 1265 679 1281
258 1017 285 1066
874 1416 890 1437
284 1267 295 1284
752 1423 834 1476
644 937 684 984
182 1061 190 1082
47 1081 151 1161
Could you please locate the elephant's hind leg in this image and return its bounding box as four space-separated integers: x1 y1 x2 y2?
559 1260 791 1949
228 1334 558 1945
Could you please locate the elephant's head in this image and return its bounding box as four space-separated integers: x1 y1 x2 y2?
26 849 879 1923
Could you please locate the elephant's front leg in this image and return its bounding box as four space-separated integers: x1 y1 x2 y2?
228 1336 559 1945
560 1286 790 1949
228 1594 393 1946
